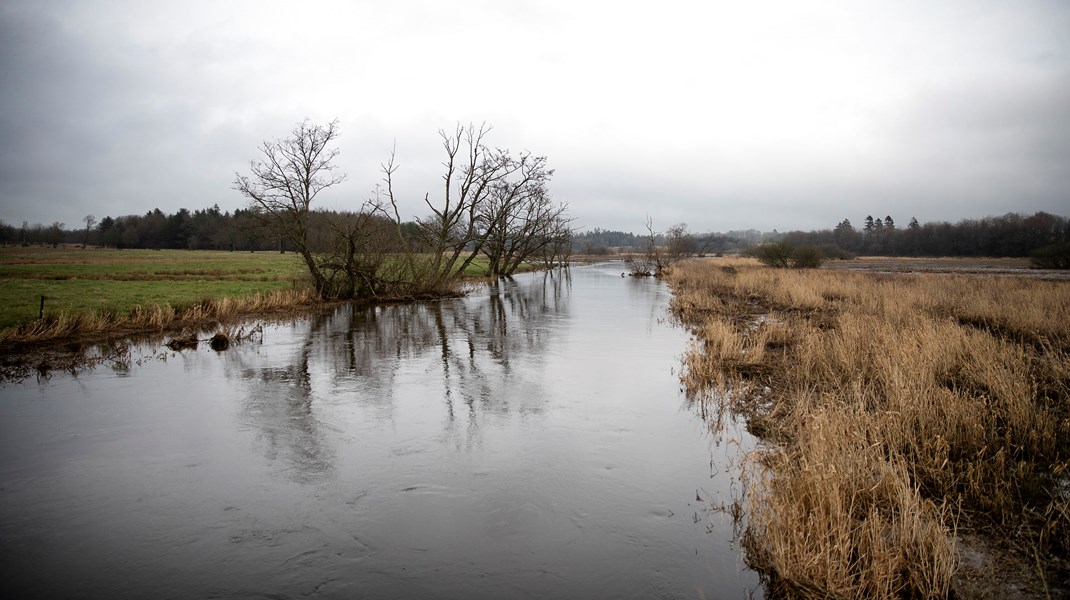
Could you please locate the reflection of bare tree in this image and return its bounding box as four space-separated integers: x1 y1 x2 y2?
218 269 573 477
220 313 336 484
250 270 573 464
313 268 571 392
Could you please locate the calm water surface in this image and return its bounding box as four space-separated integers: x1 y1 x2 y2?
1 263 761 599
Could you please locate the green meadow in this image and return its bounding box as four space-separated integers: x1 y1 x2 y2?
0 246 534 330
0 248 304 329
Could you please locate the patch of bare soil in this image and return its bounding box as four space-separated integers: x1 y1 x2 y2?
954 533 1069 599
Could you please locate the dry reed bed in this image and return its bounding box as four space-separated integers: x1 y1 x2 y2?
668 258 1070 599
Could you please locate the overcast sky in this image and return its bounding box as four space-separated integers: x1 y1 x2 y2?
1 0 1068 234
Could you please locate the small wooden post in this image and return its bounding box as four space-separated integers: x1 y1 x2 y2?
39 295 45 320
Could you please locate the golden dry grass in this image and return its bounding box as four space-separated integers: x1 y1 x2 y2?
668 258 1070 598
0 288 320 346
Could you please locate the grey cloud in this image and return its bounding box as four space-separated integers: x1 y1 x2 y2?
870 70 1070 218
1 3 274 224
1 1 1068 234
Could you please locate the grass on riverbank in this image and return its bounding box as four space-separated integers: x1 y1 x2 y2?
0 287 321 345
668 258 1070 598
0 246 541 347
0 248 306 330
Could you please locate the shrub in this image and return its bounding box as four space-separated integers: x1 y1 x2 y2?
816 243 855 260
790 245 825 268
752 242 793 268
1030 242 1070 269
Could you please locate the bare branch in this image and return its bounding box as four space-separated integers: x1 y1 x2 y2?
233 118 346 297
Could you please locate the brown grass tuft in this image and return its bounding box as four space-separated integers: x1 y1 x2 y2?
0 288 319 347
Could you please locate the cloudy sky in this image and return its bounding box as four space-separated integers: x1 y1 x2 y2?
1 0 1068 234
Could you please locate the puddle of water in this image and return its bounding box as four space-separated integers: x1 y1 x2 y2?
0 263 762 599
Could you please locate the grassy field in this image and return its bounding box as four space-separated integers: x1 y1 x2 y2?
0 246 534 338
668 258 1070 599
0 247 306 329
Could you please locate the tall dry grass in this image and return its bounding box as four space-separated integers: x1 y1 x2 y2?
0 288 319 346
669 258 1070 598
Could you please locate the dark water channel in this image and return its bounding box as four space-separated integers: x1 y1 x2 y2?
1 262 761 599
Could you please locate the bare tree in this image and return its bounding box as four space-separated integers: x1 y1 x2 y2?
48 221 65 248
0 219 10 247
417 123 510 282
478 160 564 276
626 219 694 276
83 214 96 248
377 122 568 282
234 119 345 297
628 216 662 276
665 223 694 263
536 211 573 269
312 211 397 299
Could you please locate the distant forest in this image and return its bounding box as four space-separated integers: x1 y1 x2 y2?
0 206 388 253
574 211 1069 266
573 227 768 255
780 212 1069 259
2 208 1068 266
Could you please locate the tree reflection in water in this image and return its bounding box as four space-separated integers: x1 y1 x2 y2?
227 327 335 484
222 269 573 477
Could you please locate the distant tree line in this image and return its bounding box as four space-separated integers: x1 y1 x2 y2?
1 206 314 251
573 228 643 254
571 211 1069 270
573 227 762 256
780 211 1069 266
1 201 566 263
7 191 1067 273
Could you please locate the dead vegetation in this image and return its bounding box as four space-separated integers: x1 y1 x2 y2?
1 323 266 382
0 290 319 381
165 323 263 352
0 288 316 346
668 258 1070 599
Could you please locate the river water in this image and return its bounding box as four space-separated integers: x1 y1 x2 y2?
0 262 761 599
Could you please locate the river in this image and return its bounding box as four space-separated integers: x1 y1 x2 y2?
0 262 761 599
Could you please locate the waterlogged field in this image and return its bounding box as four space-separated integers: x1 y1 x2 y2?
0 247 305 329
668 258 1070 599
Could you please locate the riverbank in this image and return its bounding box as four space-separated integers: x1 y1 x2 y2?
667 258 1070 598
0 247 551 380
0 288 336 381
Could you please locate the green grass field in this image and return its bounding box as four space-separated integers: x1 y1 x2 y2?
0 247 306 329
0 246 539 330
